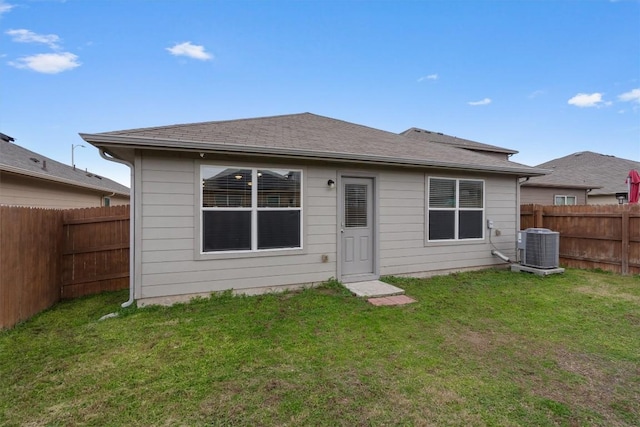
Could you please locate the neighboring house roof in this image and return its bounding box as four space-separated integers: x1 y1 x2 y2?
0 138 130 196
400 127 518 156
523 151 639 195
81 113 546 177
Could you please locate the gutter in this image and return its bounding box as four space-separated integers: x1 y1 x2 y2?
99 149 135 308
0 164 130 196
80 133 549 178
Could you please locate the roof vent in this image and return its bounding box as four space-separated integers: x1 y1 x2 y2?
95 175 102 180
437 132 444 135
0 133 15 143
29 157 40 163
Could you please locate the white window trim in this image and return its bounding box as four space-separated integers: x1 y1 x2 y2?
554 195 576 205
426 176 485 242
199 165 304 256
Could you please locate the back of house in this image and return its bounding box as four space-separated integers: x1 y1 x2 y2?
80 113 545 305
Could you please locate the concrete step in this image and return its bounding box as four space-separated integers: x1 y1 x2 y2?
343 280 405 297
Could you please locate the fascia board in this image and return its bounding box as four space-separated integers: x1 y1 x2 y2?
521 182 602 190
0 164 130 196
81 133 549 177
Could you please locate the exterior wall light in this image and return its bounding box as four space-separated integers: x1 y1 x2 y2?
327 179 335 188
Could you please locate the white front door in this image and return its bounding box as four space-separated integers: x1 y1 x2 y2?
341 177 374 281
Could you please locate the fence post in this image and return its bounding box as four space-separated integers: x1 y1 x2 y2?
621 210 629 275
534 204 544 228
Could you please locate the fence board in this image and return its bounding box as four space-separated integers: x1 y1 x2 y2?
520 204 640 275
2 205 130 329
1 207 63 329
61 205 130 299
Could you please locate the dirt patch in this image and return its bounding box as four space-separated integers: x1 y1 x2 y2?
442 324 639 425
440 323 516 356
519 347 640 426
573 286 640 304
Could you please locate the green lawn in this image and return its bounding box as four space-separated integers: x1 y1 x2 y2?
1 269 639 426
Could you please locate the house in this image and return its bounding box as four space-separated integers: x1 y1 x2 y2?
521 151 640 205
0 133 129 208
79 113 546 306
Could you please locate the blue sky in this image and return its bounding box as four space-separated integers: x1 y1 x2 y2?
1 0 639 187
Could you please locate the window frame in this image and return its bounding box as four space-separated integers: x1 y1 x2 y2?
426 176 485 243
199 164 304 256
554 195 576 205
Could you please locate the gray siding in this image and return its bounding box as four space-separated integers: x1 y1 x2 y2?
587 194 618 205
378 170 516 277
137 153 519 302
521 186 587 205
138 153 337 300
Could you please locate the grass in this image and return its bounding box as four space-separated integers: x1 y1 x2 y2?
1 269 639 426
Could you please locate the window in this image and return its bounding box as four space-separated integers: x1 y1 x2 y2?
427 177 484 241
201 166 302 252
103 196 111 207
344 184 368 228
554 195 576 205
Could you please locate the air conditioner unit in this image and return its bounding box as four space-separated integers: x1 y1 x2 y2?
517 228 560 269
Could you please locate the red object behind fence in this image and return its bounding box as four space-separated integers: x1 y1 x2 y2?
627 170 640 204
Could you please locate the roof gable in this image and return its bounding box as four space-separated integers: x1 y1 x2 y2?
82 113 545 177
0 139 130 195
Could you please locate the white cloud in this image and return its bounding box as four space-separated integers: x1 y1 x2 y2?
9 52 80 73
528 89 546 99
618 88 640 103
567 92 609 108
6 29 60 49
467 98 492 106
0 1 14 15
417 74 438 82
166 41 213 60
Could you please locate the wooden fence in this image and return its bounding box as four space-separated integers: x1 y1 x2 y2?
521 204 640 275
1 205 129 329
62 205 130 299
1 207 64 330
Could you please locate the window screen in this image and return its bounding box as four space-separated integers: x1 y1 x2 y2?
203 211 251 251
428 211 455 240
258 211 301 249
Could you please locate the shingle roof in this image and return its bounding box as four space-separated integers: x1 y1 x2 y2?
400 127 518 155
523 151 640 195
82 113 545 177
0 139 130 196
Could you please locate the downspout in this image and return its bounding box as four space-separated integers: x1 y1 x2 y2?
99 149 135 308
